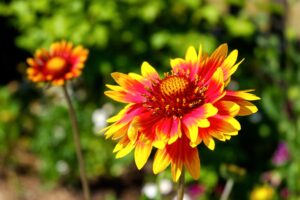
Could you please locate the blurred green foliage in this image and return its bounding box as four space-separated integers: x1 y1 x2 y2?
29 92 133 184
1 0 300 199
0 86 20 171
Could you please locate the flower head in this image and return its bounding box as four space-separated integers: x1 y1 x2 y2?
250 185 274 200
271 141 290 166
27 41 88 85
103 44 259 181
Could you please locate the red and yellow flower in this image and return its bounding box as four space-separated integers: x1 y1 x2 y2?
103 44 259 181
27 41 88 86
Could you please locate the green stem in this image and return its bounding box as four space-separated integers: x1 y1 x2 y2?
177 168 185 200
155 174 162 200
220 178 234 200
62 85 91 200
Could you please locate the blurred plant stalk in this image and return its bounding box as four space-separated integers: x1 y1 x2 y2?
220 178 234 200
177 169 185 200
62 85 91 200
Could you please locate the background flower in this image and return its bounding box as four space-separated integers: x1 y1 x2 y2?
27 41 88 85
92 103 115 133
250 185 274 200
271 141 290 166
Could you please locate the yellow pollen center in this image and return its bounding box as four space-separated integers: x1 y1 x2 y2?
46 57 66 72
160 76 188 96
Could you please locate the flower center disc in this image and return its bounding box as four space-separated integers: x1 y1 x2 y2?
160 76 188 97
46 57 67 73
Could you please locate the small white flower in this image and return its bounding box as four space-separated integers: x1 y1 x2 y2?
92 109 108 134
173 193 192 200
142 183 158 199
53 125 66 141
92 109 107 125
92 103 115 134
159 179 173 195
102 102 115 116
56 160 69 175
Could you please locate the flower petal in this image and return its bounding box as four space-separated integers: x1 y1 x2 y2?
111 72 145 93
104 122 128 139
223 90 260 116
214 101 240 116
183 103 217 127
153 148 171 174
210 43 228 60
155 118 171 144
155 135 201 182
205 67 225 103
111 125 129 140
141 61 159 80
135 134 153 169
116 144 135 158
106 104 131 123
183 103 218 143
203 134 215 150
128 72 144 81
170 58 185 69
211 115 241 132
197 119 210 128
184 147 200 180
171 157 183 182
197 44 202 62
128 119 138 142
185 103 218 121
236 101 258 116
106 84 124 92
184 123 198 144
226 90 260 101
221 49 238 80
104 91 126 102
185 46 198 63
168 117 181 144
105 89 146 103
114 136 135 158
228 59 244 80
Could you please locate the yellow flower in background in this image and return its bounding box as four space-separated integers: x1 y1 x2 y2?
103 44 259 182
250 185 274 200
27 41 88 86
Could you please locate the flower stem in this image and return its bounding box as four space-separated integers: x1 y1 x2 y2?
62 85 91 200
220 178 234 200
155 174 162 200
177 168 185 200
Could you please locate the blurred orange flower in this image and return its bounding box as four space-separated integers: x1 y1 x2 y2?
103 44 259 181
27 41 88 86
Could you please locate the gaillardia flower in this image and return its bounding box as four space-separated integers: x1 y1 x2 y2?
103 44 259 181
27 41 88 85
